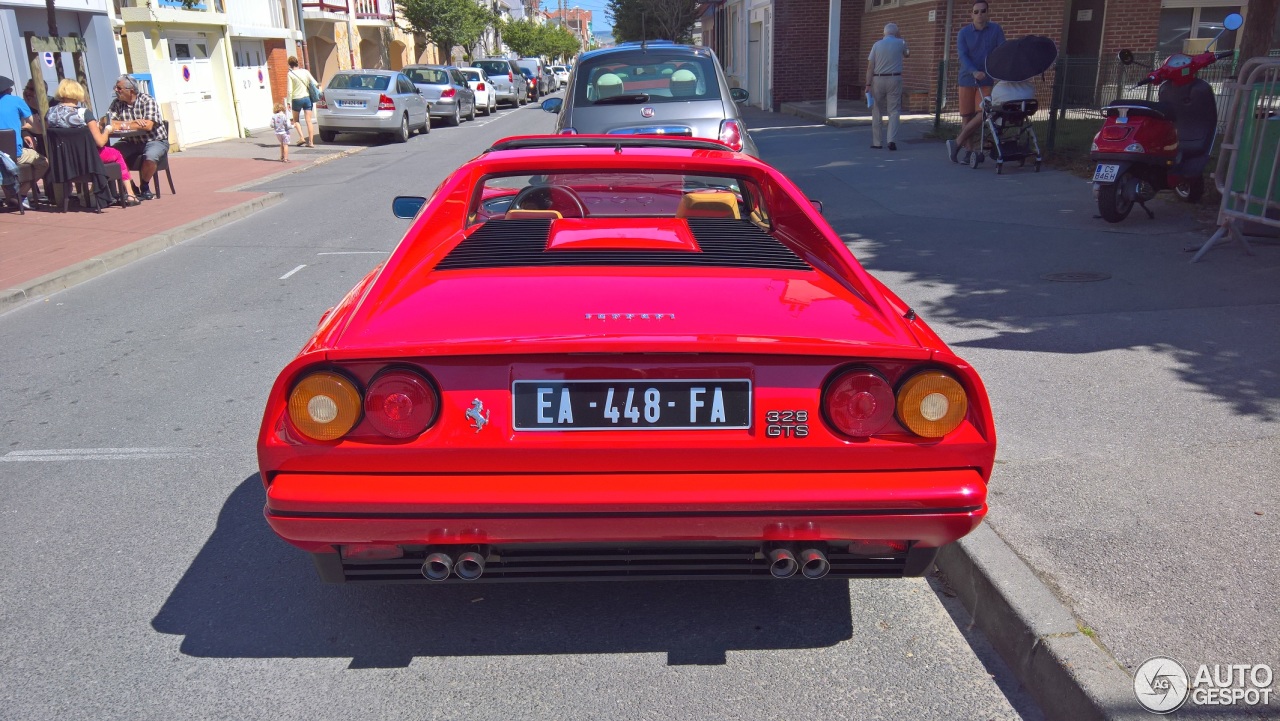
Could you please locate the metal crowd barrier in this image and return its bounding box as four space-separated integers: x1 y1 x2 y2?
1194 57 1280 262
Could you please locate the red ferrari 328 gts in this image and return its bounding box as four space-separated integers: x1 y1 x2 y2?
257 136 996 584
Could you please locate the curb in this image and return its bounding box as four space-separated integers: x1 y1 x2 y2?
1 191 283 313
935 524 1151 721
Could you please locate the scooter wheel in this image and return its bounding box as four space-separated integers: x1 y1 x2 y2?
970 152 984 169
1098 174 1134 223
1175 176 1205 203
1034 160 1042 172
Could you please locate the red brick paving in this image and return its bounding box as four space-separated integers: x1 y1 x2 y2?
0 156 312 290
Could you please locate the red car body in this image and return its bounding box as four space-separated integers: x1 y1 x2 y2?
257 136 996 584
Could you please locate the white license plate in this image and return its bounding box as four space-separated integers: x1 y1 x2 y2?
337 100 366 108
1093 164 1120 182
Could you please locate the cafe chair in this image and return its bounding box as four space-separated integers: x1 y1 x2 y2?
46 126 124 213
125 120 176 198
0 128 35 214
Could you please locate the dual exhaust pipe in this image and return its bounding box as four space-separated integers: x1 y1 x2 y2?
421 549 487 581
768 546 831 579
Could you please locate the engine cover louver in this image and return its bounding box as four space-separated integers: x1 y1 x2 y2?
435 218 811 271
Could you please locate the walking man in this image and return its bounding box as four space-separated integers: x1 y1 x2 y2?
866 23 909 151
948 0 1004 163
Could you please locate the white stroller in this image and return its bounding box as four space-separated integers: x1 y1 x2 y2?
967 35 1057 174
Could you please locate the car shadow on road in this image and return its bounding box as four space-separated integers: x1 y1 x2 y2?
152 475 855 669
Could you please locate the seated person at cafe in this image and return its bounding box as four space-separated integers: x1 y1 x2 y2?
107 74 168 200
46 78 140 206
0 74 50 207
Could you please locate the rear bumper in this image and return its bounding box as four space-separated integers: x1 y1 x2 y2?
317 110 399 133
428 99 460 118
264 468 987 549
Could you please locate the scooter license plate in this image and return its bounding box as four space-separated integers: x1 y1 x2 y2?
1093 164 1120 183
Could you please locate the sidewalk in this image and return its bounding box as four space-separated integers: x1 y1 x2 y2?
0 134 371 311
737 102 1280 721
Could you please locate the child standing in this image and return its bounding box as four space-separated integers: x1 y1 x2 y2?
270 101 293 162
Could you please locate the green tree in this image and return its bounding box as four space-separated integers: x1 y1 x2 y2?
398 0 496 62
607 0 699 44
1240 0 1278 62
499 18 541 57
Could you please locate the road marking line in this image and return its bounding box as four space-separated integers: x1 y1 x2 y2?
316 251 387 255
2 448 199 462
279 264 306 280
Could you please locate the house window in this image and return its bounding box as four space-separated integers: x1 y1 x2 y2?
869 0 899 8
1157 4 1239 57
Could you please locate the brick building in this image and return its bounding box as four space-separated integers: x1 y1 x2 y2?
706 0 1258 114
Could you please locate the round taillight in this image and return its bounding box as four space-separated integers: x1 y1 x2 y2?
288 371 362 441
896 371 968 438
364 369 438 438
823 369 895 437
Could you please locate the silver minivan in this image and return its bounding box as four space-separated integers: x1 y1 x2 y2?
540 43 757 157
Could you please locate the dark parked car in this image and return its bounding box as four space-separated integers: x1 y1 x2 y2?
472 58 529 107
519 67 540 102
541 43 758 157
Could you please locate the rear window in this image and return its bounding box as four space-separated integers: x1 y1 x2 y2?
574 52 720 105
475 61 511 77
327 74 391 91
461 69 481 80
404 68 449 85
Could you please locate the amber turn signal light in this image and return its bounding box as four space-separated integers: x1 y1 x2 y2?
896 371 968 438
288 371 362 441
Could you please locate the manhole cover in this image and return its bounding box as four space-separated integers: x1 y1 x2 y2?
1041 271 1112 283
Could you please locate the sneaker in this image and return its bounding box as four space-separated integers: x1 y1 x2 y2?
888 142 897 151
961 150 974 165
947 139 958 163
20 197 30 210
139 190 155 201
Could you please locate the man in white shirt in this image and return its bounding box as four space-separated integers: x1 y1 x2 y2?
865 23 910 151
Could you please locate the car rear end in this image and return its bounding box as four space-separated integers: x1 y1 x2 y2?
316 72 401 136
473 60 518 104
556 46 758 157
460 68 491 108
405 66 458 120
258 145 994 585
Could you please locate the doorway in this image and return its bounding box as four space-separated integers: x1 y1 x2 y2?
165 33 231 144
1063 0 1106 106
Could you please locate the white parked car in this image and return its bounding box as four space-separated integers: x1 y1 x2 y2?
459 67 498 116
551 65 569 88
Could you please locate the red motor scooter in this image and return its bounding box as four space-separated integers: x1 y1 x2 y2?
1090 12 1242 223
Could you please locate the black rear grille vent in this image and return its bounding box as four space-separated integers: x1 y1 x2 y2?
435 218 811 271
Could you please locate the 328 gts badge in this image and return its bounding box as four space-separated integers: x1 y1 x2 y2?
765 410 809 438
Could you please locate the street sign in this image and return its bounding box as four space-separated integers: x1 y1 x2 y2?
42 52 54 68
29 36 85 53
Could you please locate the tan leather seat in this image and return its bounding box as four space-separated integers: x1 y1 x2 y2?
505 209 563 220
675 191 740 219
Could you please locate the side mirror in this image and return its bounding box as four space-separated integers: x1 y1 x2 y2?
541 97 563 113
809 199 824 215
392 195 427 219
1224 13 1243 31
730 87 749 104
1117 50 1134 65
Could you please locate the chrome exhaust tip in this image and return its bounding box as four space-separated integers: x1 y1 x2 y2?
454 550 486 581
799 548 830 579
768 547 798 578
422 552 453 581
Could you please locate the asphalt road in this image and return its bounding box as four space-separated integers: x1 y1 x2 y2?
0 96 1041 720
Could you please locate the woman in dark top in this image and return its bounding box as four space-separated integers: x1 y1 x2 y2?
45 78 139 206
